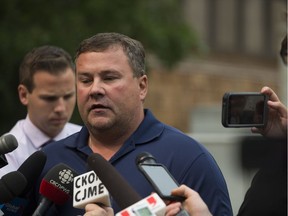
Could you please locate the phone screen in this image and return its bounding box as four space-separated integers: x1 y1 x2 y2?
222 93 268 127
139 164 179 198
228 94 265 125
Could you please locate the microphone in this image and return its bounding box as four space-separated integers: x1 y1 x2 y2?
0 134 18 155
73 170 111 209
0 171 27 204
32 163 77 216
18 151 47 196
87 153 142 209
135 152 157 165
0 134 18 168
0 151 47 215
87 153 167 216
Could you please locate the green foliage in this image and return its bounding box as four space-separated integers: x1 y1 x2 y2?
0 0 199 134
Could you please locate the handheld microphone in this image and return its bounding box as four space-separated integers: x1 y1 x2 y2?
0 134 18 155
0 134 18 168
18 151 47 196
73 170 111 209
32 163 78 216
87 153 142 210
136 152 157 165
87 153 167 216
0 151 47 215
0 171 27 204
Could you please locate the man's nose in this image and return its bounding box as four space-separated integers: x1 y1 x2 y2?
54 98 66 113
89 79 105 98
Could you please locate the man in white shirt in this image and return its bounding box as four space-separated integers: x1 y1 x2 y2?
0 45 82 177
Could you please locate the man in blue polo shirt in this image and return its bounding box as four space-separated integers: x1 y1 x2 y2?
33 32 233 216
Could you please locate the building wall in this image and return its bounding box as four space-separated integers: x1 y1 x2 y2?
144 1 286 213
145 58 279 133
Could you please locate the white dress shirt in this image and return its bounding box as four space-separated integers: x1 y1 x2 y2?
0 115 82 177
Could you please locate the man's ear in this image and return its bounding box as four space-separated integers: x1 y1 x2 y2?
139 75 148 101
18 84 29 106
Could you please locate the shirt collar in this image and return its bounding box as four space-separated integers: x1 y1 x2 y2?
64 109 165 157
23 115 69 149
131 109 164 144
23 115 52 149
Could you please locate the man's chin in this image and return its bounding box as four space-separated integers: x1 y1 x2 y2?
89 120 113 131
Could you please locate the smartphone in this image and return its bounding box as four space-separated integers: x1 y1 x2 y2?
138 163 185 202
222 92 269 128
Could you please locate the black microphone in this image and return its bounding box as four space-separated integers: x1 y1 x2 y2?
0 134 18 155
18 150 47 196
0 151 47 215
0 134 18 168
32 163 78 216
135 152 156 165
87 153 142 210
0 171 27 204
87 154 166 215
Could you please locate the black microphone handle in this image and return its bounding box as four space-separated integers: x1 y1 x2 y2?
32 197 53 216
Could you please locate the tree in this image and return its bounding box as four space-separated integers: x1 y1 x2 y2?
0 0 199 134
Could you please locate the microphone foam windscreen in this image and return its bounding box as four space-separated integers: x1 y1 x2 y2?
87 153 142 209
39 163 77 205
0 134 18 155
17 150 47 196
0 171 27 203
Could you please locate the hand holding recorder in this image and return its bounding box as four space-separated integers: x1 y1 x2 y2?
84 203 114 216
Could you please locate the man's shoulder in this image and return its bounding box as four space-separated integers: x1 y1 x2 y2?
63 122 82 135
65 122 82 130
46 129 83 151
8 119 26 133
162 124 199 143
7 119 28 142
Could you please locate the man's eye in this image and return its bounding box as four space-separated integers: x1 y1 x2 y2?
41 96 57 102
104 76 118 81
64 94 74 100
79 78 92 84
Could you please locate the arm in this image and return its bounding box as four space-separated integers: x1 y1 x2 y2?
84 203 114 216
165 185 212 216
251 86 287 138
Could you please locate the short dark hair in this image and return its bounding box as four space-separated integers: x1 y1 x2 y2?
19 45 75 92
75 32 146 77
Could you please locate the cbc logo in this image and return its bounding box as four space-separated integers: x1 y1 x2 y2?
59 169 74 184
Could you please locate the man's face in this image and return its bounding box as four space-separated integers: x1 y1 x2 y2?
76 46 147 135
18 69 76 138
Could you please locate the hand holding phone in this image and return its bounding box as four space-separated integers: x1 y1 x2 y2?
136 152 185 202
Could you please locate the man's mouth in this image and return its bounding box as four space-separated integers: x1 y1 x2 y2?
51 118 67 124
89 104 109 111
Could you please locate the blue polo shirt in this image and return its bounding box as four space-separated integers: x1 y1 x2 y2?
33 109 232 216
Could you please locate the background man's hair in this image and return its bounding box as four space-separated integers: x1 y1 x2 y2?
19 45 74 92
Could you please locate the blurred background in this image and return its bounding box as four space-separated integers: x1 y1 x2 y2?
0 0 287 214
